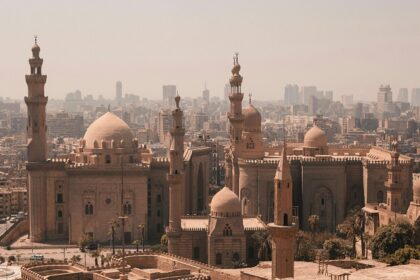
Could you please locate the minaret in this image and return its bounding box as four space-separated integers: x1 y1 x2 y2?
227 53 244 195
25 37 48 162
268 141 297 279
166 94 185 255
386 138 403 212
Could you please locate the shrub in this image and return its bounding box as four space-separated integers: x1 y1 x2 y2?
323 238 346 260
371 220 414 259
383 245 420 265
295 231 316 261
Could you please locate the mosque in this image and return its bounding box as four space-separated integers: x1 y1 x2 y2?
223 54 415 233
25 42 212 244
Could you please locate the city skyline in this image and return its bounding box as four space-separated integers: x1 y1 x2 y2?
1 0 420 101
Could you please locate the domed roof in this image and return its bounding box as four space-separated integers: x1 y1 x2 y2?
211 187 241 214
304 124 328 148
413 177 420 198
243 104 261 132
83 112 134 149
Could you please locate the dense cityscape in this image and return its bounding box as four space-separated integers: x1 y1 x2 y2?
1 1 420 280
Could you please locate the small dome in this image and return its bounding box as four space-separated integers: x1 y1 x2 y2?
83 112 134 149
243 104 261 132
211 187 241 215
304 125 327 148
413 177 420 198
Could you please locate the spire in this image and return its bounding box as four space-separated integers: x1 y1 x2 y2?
275 121 290 181
175 92 180 109
248 93 252 105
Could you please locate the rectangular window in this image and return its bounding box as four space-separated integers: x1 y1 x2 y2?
56 193 63 203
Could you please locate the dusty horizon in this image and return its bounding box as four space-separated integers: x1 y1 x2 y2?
1 0 419 102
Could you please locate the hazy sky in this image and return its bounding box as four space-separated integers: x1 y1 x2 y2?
1 0 420 102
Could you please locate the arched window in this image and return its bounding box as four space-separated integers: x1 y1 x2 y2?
85 202 93 215
124 202 132 215
105 155 111 164
377 191 384 203
283 213 288 226
223 224 232 236
57 210 63 218
321 198 325 206
56 193 63 203
248 246 255 259
193 247 200 260
216 253 222 265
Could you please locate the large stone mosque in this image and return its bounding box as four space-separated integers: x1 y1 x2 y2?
25 42 212 244
24 41 420 278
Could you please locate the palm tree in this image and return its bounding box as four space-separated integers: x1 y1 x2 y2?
251 231 272 261
308 215 320 240
108 218 119 255
337 209 365 257
132 240 140 253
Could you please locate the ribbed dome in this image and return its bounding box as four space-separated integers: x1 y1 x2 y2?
211 187 241 215
304 125 327 148
83 112 134 149
243 104 261 132
413 177 420 198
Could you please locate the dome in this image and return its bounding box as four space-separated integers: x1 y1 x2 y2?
304 125 327 148
243 104 261 132
83 112 134 149
413 177 420 198
211 187 241 215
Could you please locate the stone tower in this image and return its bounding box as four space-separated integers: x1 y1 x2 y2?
166 95 185 255
25 37 48 162
386 140 403 212
25 39 49 242
268 141 297 279
227 53 244 195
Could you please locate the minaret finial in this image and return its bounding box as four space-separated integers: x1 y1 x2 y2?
175 91 180 109
34 35 38 44
234 52 239 65
108 104 111 112
248 93 252 105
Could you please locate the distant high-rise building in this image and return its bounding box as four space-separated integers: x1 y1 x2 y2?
163 85 177 107
115 81 122 104
224 83 230 102
202 85 210 103
284 84 299 106
411 88 420 106
341 95 354 108
308 95 318 116
377 85 393 118
397 88 408 102
158 109 172 144
302 86 317 106
353 102 364 119
325 91 333 101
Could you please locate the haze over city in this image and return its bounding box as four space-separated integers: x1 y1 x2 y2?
1 0 420 101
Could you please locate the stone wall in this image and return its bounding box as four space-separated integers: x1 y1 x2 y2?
0 218 28 246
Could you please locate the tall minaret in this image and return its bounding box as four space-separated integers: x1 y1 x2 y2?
386 139 403 212
166 94 185 255
25 37 48 162
227 53 244 194
268 141 297 279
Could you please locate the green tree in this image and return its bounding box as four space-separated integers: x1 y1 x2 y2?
70 255 81 265
90 250 101 266
414 218 420 246
78 233 92 251
383 245 420 266
160 234 168 252
370 220 415 259
295 231 316 261
323 238 346 260
336 209 365 257
251 231 272 261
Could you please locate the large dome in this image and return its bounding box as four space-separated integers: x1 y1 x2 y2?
243 104 261 132
303 125 327 148
83 112 134 149
210 187 241 216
